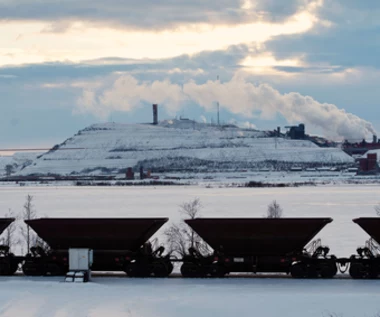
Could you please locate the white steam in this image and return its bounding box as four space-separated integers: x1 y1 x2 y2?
199 115 207 123
77 75 376 141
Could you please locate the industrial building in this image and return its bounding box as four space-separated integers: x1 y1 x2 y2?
285 124 305 140
357 152 379 175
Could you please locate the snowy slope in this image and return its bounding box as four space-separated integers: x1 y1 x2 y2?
17 120 354 176
0 152 39 176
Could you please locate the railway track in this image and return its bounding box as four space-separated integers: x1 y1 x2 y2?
11 271 354 279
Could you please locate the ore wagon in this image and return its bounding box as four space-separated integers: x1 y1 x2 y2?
181 218 336 278
348 218 380 279
23 218 172 277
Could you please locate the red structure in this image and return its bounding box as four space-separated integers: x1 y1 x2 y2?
358 152 379 174
343 136 380 156
126 167 134 179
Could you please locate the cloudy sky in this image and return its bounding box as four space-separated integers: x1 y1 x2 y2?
1 0 380 151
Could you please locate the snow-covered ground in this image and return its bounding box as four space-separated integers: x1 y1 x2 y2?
13 121 354 176
0 185 379 317
1 277 380 317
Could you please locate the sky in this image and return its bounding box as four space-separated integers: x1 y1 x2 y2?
1 0 380 152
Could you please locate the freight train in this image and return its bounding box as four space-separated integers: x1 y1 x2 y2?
0 216 380 279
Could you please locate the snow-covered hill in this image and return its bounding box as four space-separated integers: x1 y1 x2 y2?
0 152 39 177
16 120 354 176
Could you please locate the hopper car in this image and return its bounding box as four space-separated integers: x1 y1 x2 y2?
180 218 337 278
1 216 380 280
22 218 173 277
342 217 380 279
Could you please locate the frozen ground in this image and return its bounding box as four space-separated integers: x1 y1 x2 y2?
1 277 380 317
0 185 380 316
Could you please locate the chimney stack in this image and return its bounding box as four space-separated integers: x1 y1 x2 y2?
373 134 378 144
277 126 281 137
152 104 158 125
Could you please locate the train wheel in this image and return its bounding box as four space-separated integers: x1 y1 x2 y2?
125 263 139 277
22 264 46 276
125 262 152 277
349 263 366 279
306 265 318 278
181 262 200 277
368 266 378 279
152 261 169 277
48 264 65 276
320 264 336 279
209 265 226 278
0 262 10 275
290 263 306 278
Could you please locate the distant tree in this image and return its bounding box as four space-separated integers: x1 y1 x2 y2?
20 194 38 252
267 200 283 218
5 164 14 177
0 209 19 250
164 198 210 257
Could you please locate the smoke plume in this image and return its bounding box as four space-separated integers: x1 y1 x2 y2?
77 74 376 141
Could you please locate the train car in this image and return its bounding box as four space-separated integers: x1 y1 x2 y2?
348 218 380 279
23 218 172 277
0 218 23 275
181 218 337 278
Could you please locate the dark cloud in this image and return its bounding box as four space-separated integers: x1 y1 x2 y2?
318 0 380 27
272 66 347 74
0 44 249 83
266 1 380 68
253 0 313 22
0 0 305 30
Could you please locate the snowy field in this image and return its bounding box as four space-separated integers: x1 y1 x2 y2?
0 185 380 317
1 277 380 317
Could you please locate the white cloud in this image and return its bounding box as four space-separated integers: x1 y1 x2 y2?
0 3 322 66
76 74 376 141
